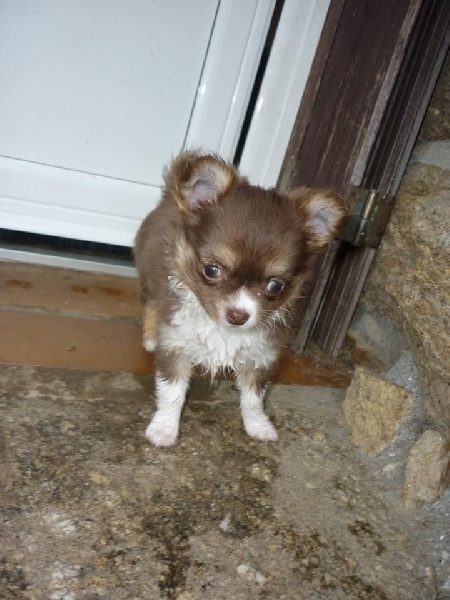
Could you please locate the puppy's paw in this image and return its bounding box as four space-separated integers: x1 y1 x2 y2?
142 336 156 352
243 413 278 442
145 415 179 447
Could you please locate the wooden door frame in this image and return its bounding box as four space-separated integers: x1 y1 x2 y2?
279 0 450 357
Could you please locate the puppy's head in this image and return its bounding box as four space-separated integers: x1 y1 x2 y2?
164 151 347 331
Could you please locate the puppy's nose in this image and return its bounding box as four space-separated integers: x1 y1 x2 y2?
226 307 250 326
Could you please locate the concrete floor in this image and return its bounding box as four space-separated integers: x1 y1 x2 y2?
0 262 448 599
1 366 447 599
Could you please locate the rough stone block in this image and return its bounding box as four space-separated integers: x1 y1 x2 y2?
343 366 415 455
403 430 450 508
359 161 450 437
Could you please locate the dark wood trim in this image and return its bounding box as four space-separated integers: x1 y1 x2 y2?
312 246 376 357
311 0 450 357
363 0 450 193
280 0 450 356
286 0 422 193
277 0 346 189
291 242 340 353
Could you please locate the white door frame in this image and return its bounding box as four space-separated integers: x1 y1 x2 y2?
239 0 331 188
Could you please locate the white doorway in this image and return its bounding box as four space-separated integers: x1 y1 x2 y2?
0 0 330 266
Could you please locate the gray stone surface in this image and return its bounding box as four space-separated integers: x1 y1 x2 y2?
412 141 450 171
386 351 424 402
419 55 450 142
346 306 410 370
1 365 449 599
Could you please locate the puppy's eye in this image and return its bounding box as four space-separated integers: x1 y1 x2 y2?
202 264 222 280
265 278 285 297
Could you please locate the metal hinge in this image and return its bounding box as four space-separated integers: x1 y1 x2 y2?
339 187 396 247
277 165 396 248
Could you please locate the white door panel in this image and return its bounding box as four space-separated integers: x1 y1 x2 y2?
0 0 329 255
0 0 219 184
0 0 274 246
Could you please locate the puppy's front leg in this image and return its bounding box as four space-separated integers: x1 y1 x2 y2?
236 366 278 442
142 302 157 352
145 352 192 447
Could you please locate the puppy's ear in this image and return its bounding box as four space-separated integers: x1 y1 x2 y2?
164 150 238 212
289 188 348 252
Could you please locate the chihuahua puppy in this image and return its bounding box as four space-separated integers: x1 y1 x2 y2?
134 150 347 446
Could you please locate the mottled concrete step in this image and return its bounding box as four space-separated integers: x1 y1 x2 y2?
1 365 444 599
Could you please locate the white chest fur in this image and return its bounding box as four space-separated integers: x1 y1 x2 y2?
160 279 279 374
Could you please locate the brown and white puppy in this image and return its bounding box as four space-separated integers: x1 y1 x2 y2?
134 150 347 446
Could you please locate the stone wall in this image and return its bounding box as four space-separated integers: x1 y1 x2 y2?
356 54 450 437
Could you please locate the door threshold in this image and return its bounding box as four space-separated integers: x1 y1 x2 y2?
0 260 351 385
0 246 136 278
